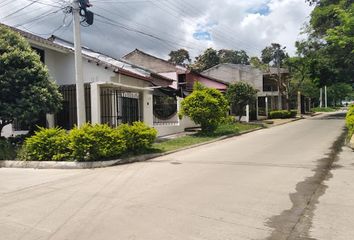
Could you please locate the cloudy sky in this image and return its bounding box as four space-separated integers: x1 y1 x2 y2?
0 0 314 60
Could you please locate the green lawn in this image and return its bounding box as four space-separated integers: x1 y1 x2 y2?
311 107 339 112
151 123 261 153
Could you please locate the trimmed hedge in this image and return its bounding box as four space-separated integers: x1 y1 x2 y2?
117 122 157 153
20 127 69 161
19 122 157 161
269 110 297 119
68 124 126 161
346 105 354 138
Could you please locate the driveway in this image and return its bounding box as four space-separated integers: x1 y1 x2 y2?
0 112 350 240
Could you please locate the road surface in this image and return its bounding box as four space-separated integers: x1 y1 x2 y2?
0 112 352 240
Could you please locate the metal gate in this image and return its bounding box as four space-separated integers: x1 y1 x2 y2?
100 88 141 127
56 84 91 130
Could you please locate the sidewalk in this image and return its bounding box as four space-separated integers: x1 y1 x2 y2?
310 145 354 240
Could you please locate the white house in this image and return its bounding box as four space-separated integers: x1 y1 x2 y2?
1 24 182 137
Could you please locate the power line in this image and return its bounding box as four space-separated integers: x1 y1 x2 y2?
0 0 39 21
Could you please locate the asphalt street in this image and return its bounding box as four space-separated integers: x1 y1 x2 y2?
0 112 351 240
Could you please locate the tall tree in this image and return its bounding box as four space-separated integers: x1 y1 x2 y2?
302 0 354 85
226 82 258 121
261 43 288 67
191 48 220 72
218 49 250 65
0 25 62 136
168 49 191 66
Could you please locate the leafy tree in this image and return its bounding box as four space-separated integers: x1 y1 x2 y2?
301 0 354 85
191 48 220 72
226 82 258 121
218 49 250 65
261 43 289 67
328 83 353 106
168 49 191 66
0 25 62 136
180 82 229 132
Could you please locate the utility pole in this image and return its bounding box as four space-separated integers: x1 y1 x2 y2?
319 88 323 108
72 0 86 127
297 91 302 117
276 48 282 110
324 85 328 108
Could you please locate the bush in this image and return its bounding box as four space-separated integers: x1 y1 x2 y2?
18 123 157 161
269 110 292 119
180 82 229 132
21 127 70 161
68 124 126 161
290 110 298 118
117 122 157 153
346 105 354 138
0 138 17 160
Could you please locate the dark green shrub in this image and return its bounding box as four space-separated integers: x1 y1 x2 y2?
21 127 70 161
68 124 126 161
0 138 17 160
117 122 157 153
269 110 292 119
290 110 297 118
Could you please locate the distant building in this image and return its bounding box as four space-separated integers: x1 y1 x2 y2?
202 63 289 119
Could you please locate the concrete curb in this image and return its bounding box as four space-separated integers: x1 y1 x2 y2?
0 127 264 169
1 116 312 170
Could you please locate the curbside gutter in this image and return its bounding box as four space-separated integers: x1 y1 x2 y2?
0 116 310 170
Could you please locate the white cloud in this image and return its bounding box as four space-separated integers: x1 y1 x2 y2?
0 0 313 59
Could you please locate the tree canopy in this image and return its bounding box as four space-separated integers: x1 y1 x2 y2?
168 49 191 66
190 48 250 72
226 82 258 121
0 25 62 136
180 82 229 132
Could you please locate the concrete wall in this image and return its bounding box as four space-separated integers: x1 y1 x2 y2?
202 64 263 91
154 117 197 137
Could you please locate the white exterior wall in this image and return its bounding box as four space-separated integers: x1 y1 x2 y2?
154 117 197 137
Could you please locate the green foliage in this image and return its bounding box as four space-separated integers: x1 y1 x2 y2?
117 122 157 153
226 82 258 121
311 107 338 112
21 127 70 161
68 124 126 161
328 83 353 106
299 1 354 86
191 48 220 72
0 25 63 136
346 105 354 138
190 48 250 72
168 49 191 65
261 43 289 67
0 138 17 160
269 110 296 119
180 82 229 132
218 49 250 65
18 123 157 161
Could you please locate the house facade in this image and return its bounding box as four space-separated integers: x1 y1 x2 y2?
202 63 289 119
122 49 229 134
1 24 175 137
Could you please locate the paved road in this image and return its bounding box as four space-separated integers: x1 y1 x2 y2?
0 113 351 240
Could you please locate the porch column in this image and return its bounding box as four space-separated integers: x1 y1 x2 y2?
91 82 101 124
265 96 269 118
46 114 55 128
245 104 250 123
142 90 153 127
